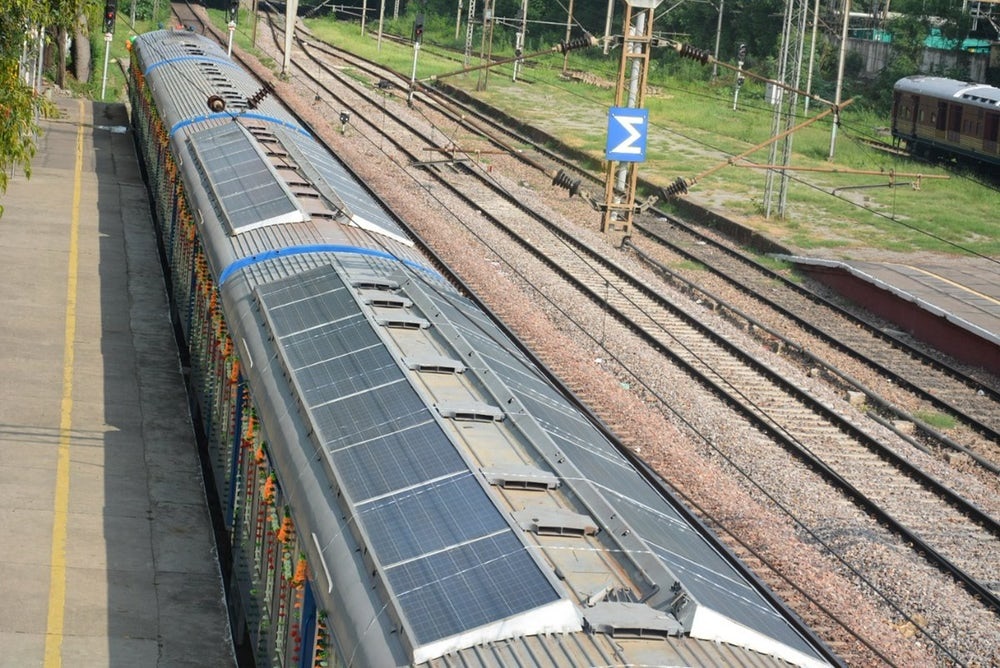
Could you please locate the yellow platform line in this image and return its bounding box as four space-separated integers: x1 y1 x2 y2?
44 98 85 667
899 263 1000 307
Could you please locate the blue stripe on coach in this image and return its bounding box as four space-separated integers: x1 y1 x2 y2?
143 55 238 75
218 245 442 285
169 112 310 138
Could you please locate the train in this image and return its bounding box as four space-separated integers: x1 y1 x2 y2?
128 28 838 668
891 75 1000 168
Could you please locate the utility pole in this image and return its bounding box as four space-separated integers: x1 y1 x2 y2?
804 0 820 114
712 0 724 78
378 0 385 51
513 0 528 81
763 0 807 219
563 0 575 73
456 0 463 40
464 0 477 67
282 0 299 76
604 0 615 54
477 0 495 91
829 0 850 160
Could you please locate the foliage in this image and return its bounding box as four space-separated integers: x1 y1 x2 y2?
0 0 52 211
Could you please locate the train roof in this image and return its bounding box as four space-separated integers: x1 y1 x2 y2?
894 75 1000 111
132 29 838 668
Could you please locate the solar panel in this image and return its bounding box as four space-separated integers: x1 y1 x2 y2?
188 122 307 234
255 266 571 658
281 130 412 244
387 531 562 645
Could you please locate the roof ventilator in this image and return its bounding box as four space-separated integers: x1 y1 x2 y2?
403 355 466 374
514 508 598 536
583 602 683 639
351 275 400 292
436 401 504 422
376 314 429 330
361 290 412 309
481 464 559 491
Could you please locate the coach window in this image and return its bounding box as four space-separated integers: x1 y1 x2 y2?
936 101 947 130
948 104 962 137
985 112 999 148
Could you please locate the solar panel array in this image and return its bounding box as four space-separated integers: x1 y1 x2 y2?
188 123 307 234
419 287 825 659
255 266 565 652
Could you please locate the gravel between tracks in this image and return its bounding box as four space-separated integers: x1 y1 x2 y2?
226 16 999 666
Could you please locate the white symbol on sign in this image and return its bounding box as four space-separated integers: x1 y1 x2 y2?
610 114 645 155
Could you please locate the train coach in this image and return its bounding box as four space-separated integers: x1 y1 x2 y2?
892 75 1000 167
128 28 838 668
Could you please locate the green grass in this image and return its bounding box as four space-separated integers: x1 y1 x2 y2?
913 410 958 430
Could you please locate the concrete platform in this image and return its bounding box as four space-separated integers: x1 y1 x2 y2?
0 93 234 667
787 255 1000 376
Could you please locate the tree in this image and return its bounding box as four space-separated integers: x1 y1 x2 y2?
0 0 53 213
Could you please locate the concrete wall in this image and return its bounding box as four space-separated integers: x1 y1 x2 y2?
845 37 991 81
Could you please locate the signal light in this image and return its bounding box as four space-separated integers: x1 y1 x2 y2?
228 0 239 24
413 14 424 44
737 42 747 61
103 0 117 34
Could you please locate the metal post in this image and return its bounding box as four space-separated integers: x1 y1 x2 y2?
513 0 528 81
804 0 820 114
35 27 45 94
378 0 385 52
604 0 615 54
361 0 368 35
829 0 850 160
228 21 236 56
283 0 299 76
563 0 575 73
251 0 259 47
408 41 420 106
100 32 112 99
477 0 494 91
712 0 723 78
464 0 476 67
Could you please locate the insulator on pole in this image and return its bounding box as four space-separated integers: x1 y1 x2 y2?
552 170 582 197
246 82 274 109
558 34 596 53
660 177 689 199
675 43 712 64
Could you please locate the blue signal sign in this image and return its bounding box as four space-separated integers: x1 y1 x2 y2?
606 107 649 162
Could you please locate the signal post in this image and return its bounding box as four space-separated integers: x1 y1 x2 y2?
601 0 662 235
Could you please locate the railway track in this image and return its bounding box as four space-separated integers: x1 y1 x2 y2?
284 18 1000 479
174 5 1000 664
